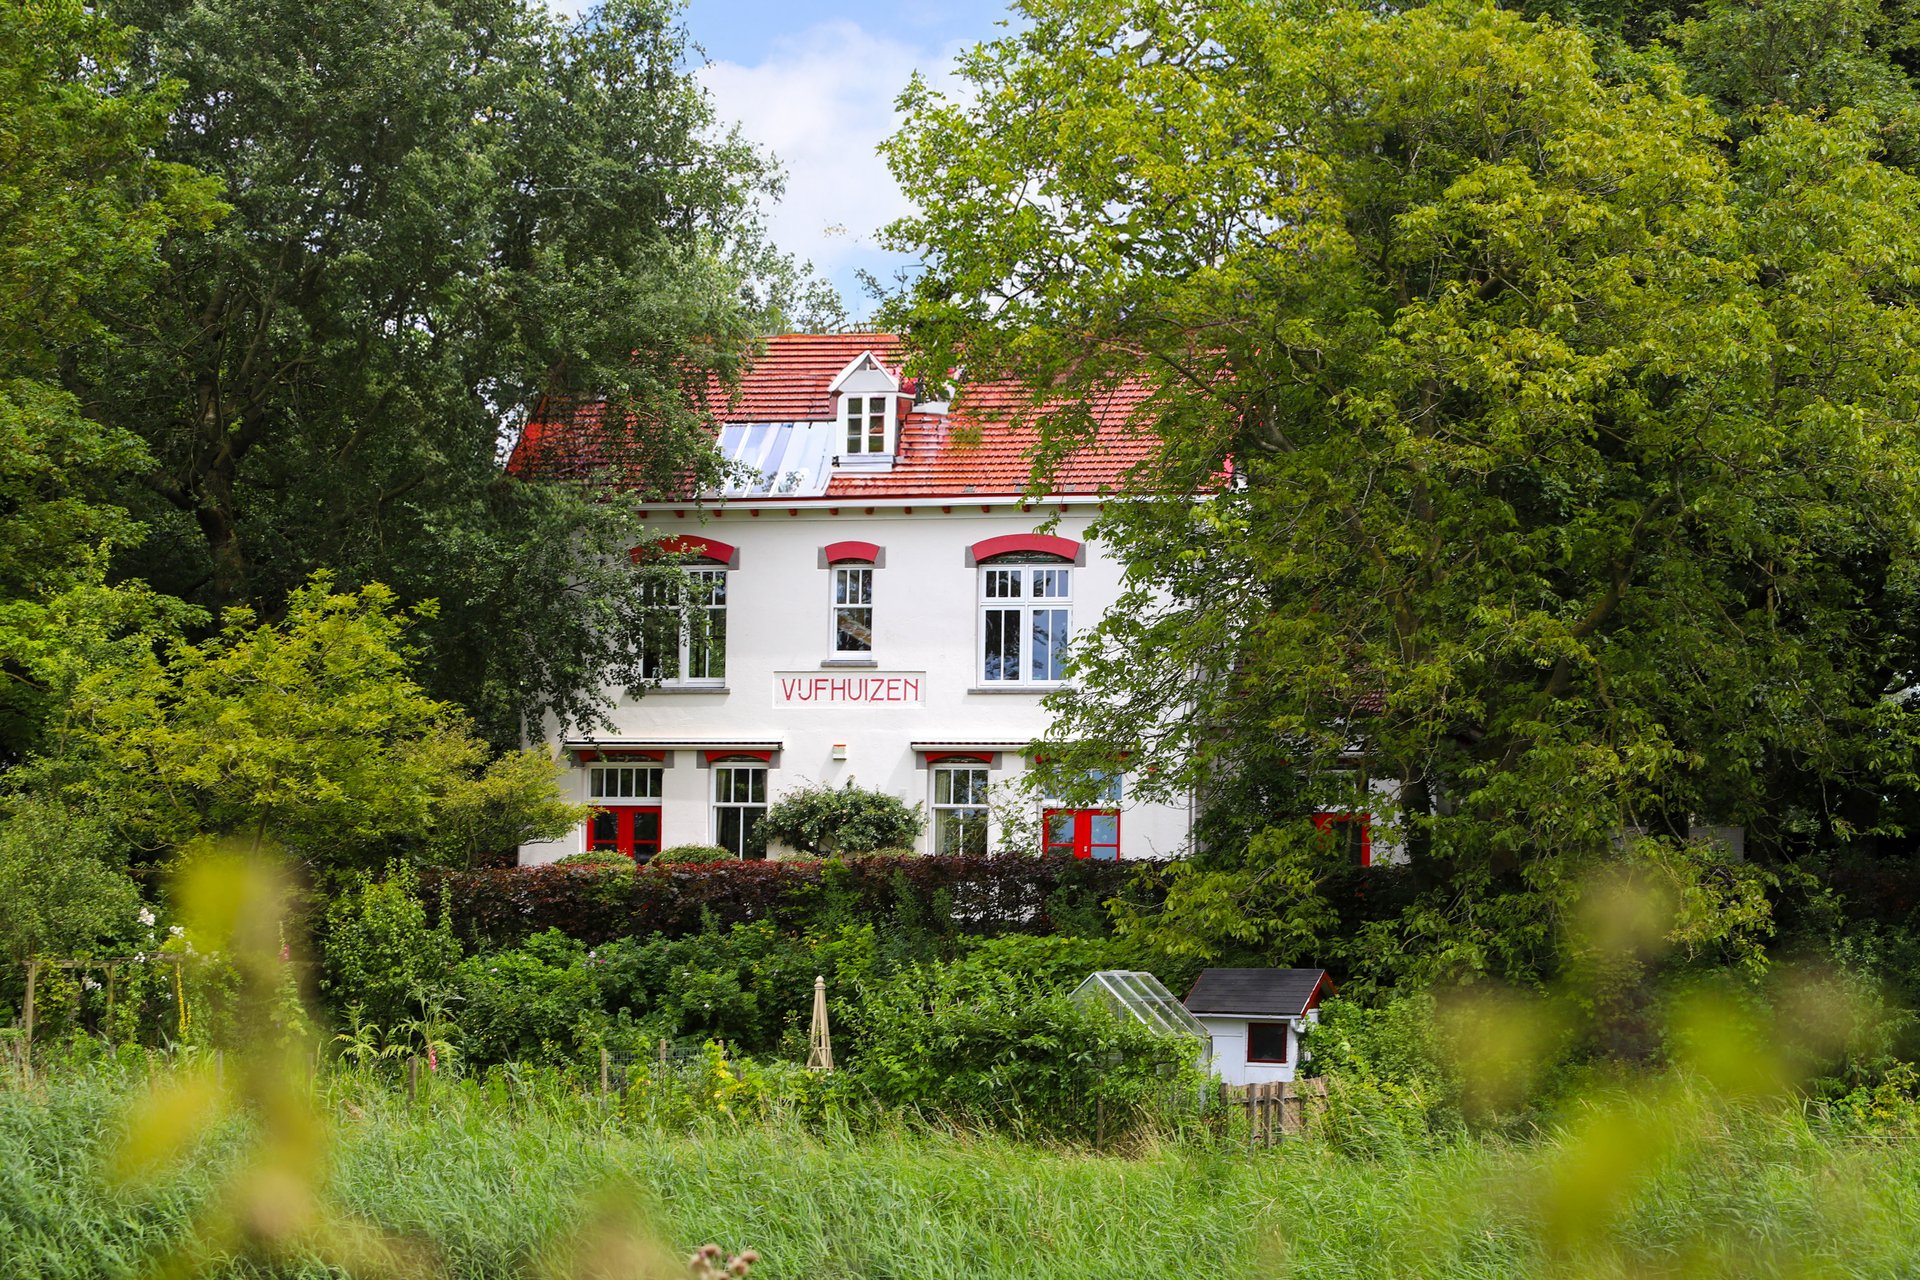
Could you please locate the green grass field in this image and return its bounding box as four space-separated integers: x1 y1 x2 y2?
4 1067 1920 1279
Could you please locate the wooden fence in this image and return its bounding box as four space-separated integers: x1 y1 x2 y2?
1224 1078 1328 1148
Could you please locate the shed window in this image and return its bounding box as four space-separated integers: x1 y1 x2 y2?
1247 1021 1290 1064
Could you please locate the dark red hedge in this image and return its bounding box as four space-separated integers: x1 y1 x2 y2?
427 855 1154 948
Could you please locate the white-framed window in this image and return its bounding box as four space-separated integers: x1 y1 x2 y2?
843 394 891 455
641 567 728 684
832 567 874 655
979 561 1072 684
931 764 990 855
712 764 768 859
587 765 662 800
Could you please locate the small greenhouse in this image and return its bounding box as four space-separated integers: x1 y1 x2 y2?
1070 970 1213 1066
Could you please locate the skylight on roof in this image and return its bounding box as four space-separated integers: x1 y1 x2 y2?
711 422 835 498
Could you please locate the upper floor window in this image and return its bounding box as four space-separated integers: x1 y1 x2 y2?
844 395 891 455
979 560 1072 685
641 567 727 684
833 567 873 654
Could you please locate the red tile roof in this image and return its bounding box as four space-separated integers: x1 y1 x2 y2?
512 333 1159 500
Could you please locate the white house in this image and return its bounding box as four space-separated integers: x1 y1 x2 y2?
511 333 1196 864
1182 968 1335 1086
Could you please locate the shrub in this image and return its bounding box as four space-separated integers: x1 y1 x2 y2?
321 866 462 1030
758 780 921 856
429 854 1150 950
551 849 633 870
851 960 1203 1137
651 844 735 866
452 929 599 1065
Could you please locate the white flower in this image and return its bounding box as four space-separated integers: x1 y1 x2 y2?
168 925 184 938
82 978 100 992
137 908 156 928
133 952 146 964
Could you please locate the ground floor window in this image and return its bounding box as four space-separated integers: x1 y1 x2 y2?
1311 812 1372 866
1247 1021 1290 1064
587 806 662 861
1043 808 1120 860
713 764 768 859
931 765 989 855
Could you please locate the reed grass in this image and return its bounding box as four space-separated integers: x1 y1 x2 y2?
4 1066 1920 1278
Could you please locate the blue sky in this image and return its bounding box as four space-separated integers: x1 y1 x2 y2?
678 1 1011 319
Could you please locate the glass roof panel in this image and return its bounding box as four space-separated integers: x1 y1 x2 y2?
712 422 835 498
1070 970 1211 1042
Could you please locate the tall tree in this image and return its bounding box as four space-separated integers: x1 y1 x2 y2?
87 0 838 746
883 0 1920 984
0 0 223 758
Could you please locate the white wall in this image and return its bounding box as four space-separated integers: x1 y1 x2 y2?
519 501 1194 863
1195 1014 1312 1086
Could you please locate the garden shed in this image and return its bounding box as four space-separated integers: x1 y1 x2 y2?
1069 970 1212 1066
1182 968 1335 1086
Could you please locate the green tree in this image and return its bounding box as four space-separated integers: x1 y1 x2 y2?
0 798 143 972
89 0 839 747
32 575 582 876
0 0 222 757
883 0 1920 984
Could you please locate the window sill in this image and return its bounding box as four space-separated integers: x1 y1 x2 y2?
821 657 879 668
641 683 729 695
968 685 1067 695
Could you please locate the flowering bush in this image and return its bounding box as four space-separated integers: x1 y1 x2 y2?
757 780 922 856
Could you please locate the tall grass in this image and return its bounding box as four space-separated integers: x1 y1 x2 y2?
5 1064 1920 1278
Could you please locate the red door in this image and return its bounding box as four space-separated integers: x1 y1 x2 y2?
1043 809 1120 860
587 806 663 861
1311 812 1372 866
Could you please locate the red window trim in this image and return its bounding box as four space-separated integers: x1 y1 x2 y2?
824 540 881 565
1312 811 1373 867
1043 807 1121 860
924 751 994 765
1246 1021 1291 1065
704 749 774 765
630 534 739 567
968 533 1082 566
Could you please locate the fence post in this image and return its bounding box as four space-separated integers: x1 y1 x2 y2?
600 1048 610 1102
408 1056 419 1105
214 1050 224 1092
1096 1096 1105 1152
20 960 39 1078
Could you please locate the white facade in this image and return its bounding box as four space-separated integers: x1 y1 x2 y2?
518 501 1196 863
1194 1010 1319 1086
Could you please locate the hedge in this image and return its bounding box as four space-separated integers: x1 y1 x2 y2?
426 854 1155 949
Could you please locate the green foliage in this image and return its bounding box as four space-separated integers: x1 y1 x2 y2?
32 575 582 874
320 866 462 1032
0 798 142 970
650 844 737 866
86 0 839 748
451 929 599 1066
0 0 221 758
849 958 1204 1138
758 780 923 857
551 849 635 870
885 0 1920 986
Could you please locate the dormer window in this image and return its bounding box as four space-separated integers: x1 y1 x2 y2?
827 351 903 467
844 395 891 455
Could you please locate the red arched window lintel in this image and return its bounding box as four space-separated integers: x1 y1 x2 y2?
824 540 882 565
704 749 774 765
630 534 739 566
969 533 1082 565
924 751 994 765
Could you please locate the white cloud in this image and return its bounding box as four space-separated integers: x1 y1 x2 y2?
700 22 960 315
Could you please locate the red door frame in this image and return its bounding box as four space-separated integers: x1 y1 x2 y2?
1311 812 1372 866
1043 808 1121 860
587 806 664 860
